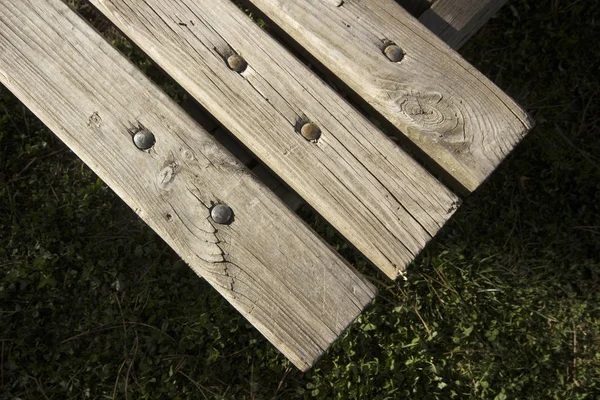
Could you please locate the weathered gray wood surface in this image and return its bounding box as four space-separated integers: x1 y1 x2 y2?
183 0 509 210
245 0 534 193
0 0 378 371
195 0 512 211
420 0 508 49
90 0 460 279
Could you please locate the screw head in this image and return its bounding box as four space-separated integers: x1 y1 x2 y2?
210 204 233 225
133 129 155 150
383 44 404 62
227 54 247 73
300 122 321 141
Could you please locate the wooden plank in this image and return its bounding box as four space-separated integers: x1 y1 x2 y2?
0 0 377 371
180 0 508 212
89 0 460 279
420 0 508 49
243 0 534 193
184 0 509 213
182 0 507 212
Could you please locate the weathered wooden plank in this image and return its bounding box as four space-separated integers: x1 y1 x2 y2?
244 0 534 193
183 0 509 213
89 0 460 279
0 0 377 371
420 0 508 49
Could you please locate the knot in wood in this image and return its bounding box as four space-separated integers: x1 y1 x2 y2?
157 163 177 190
398 92 463 145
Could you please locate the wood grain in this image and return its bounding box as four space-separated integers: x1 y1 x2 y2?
0 0 377 371
185 0 510 212
420 0 508 49
89 0 460 279
244 0 534 193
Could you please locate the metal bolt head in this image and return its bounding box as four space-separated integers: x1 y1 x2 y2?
300 122 321 141
210 204 233 225
133 129 155 150
227 54 247 73
383 44 404 62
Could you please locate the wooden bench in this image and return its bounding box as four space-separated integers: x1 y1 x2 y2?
0 0 533 371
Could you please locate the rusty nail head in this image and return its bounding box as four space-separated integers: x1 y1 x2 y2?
227 54 247 73
384 44 404 62
211 204 233 225
133 129 155 150
301 122 321 141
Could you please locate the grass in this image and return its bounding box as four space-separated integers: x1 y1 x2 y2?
1 0 599 398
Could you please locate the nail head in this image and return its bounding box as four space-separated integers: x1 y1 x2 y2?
384 44 404 62
211 204 233 225
300 122 321 141
133 129 155 150
227 54 247 73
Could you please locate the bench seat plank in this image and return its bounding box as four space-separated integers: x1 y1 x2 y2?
0 0 377 371
244 0 534 193
90 0 460 279
197 0 514 211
